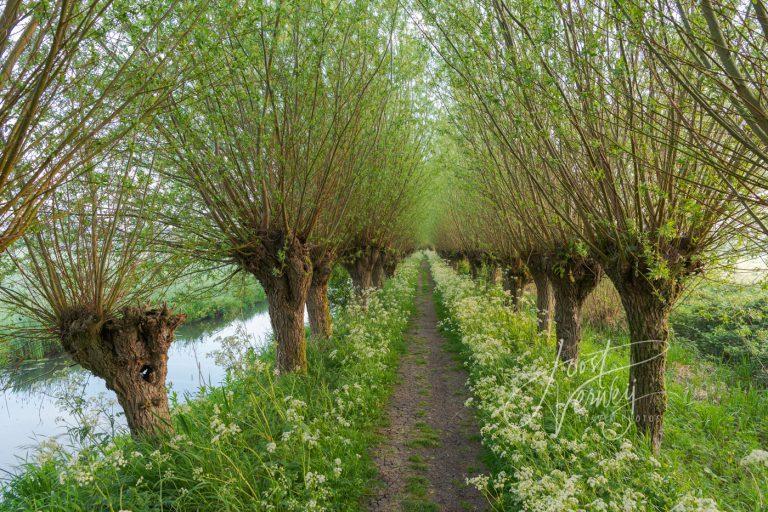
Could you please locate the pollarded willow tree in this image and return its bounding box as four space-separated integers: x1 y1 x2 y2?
417 0 754 450
305 31 429 338
157 0 406 372
433 99 598 359
445 102 602 362
0 150 185 438
0 0 198 253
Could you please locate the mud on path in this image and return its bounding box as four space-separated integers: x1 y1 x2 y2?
368 261 488 512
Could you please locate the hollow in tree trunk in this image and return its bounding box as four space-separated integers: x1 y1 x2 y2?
548 260 602 364
307 253 333 339
60 306 185 438
237 231 312 373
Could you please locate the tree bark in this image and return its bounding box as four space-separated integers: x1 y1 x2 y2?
548 260 602 364
383 254 398 277
344 261 372 291
237 232 312 373
264 280 309 372
344 246 378 294
60 306 185 438
468 255 482 280
307 264 332 339
372 257 386 288
530 269 553 334
502 269 528 311
488 264 502 286
609 274 674 453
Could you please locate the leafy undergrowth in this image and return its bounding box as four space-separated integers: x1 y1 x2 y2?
429 253 768 512
0 257 419 511
672 281 768 385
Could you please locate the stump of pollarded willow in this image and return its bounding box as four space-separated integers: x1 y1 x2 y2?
60 305 185 437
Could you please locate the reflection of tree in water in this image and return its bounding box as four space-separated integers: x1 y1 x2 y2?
0 356 84 395
174 301 268 346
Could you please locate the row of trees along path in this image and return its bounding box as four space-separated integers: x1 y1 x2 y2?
368 261 488 512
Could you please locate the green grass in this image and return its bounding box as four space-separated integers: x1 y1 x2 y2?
406 422 441 448
430 254 768 512
401 470 439 511
671 280 768 385
160 271 266 324
0 259 420 511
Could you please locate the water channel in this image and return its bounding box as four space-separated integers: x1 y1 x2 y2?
0 302 273 474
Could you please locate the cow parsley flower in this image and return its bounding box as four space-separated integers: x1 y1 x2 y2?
740 449 768 468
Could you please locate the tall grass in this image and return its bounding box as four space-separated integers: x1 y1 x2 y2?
0 257 420 511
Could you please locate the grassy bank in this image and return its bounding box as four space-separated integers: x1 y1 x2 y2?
0 271 266 366
430 254 768 511
671 281 768 385
161 271 266 324
0 257 419 511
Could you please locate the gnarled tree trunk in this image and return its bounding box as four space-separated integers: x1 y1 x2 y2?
548 259 602 364
60 306 185 438
343 246 379 294
308 250 334 339
383 253 398 277
372 254 386 288
488 264 502 286
608 270 677 453
237 232 312 373
262 272 310 372
468 254 482 280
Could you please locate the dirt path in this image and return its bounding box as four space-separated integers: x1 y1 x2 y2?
368 261 488 512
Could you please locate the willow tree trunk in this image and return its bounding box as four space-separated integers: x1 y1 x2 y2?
503 270 527 311
239 235 312 373
469 258 481 280
345 262 371 291
488 264 502 286
530 269 553 334
344 248 378 294
61 306 185 438
611 276 674 453
372 258 386 288
548 263 601 365
383 256 398 278
263 276 310 372
307 262 333 339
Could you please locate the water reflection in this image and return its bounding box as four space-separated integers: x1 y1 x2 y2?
0 302 272 472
